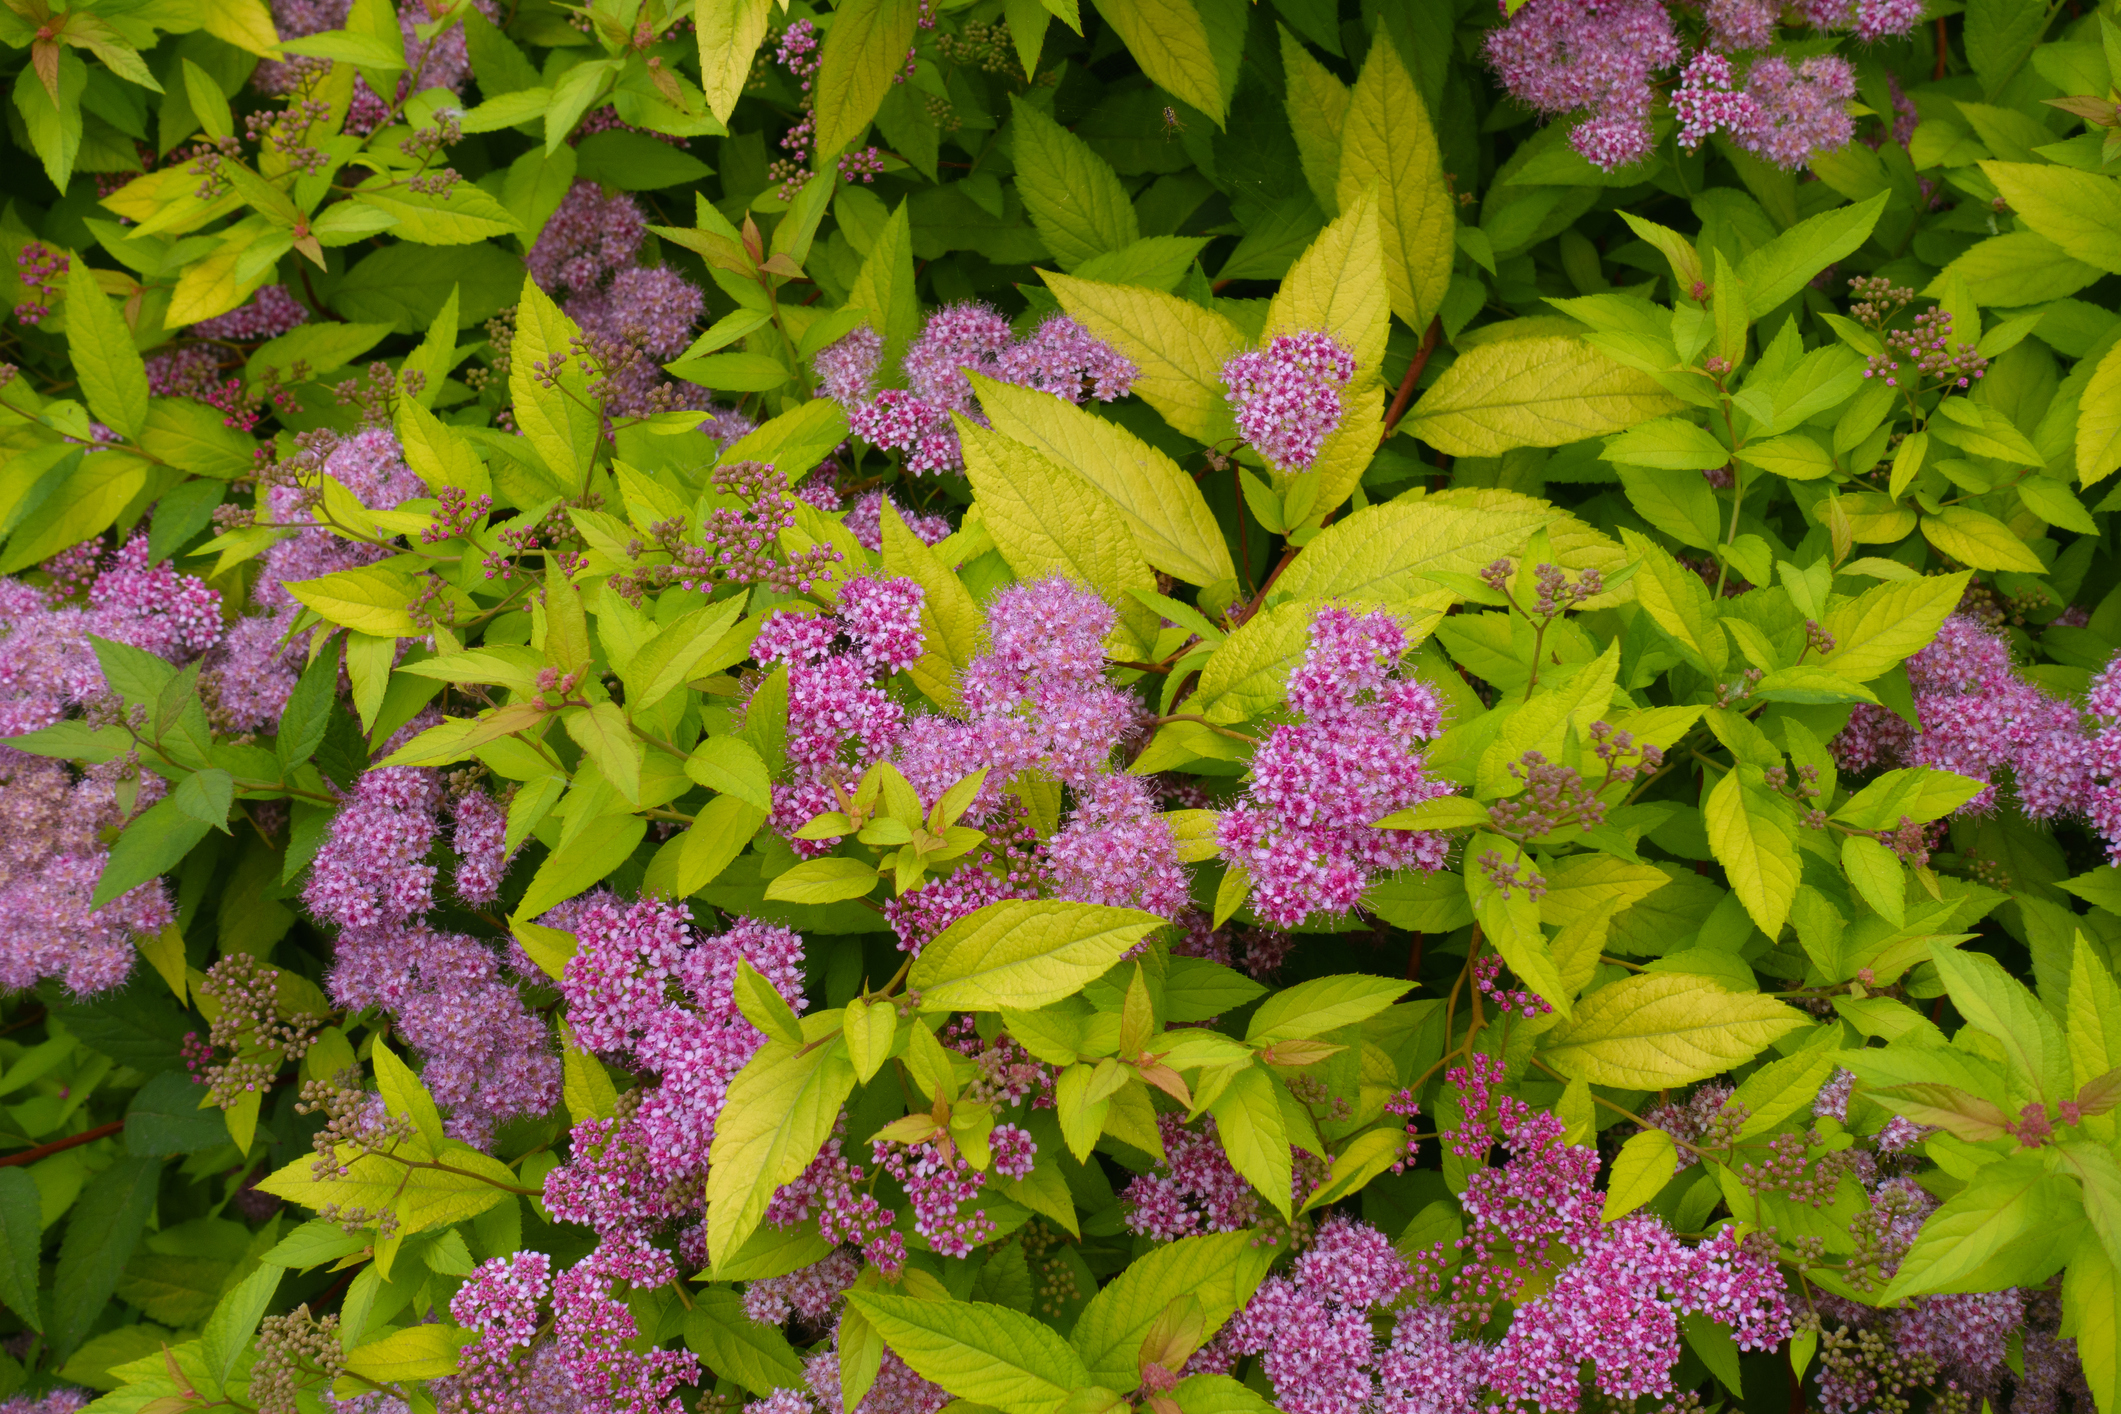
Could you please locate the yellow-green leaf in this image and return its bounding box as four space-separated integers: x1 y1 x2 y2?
509 274 600 492
1088 0 1225 121
706 1019 855 1263
1265 192 1389 388
283 567 422 637
911 900 1162 1012
972 373 1235 588
1409 336 1684 457
812 0 923 159
1541 971 1808 1088
1602 1128 1677 1220
64 259 147 439
1042 271 1247 443
1704 769 1801 939
698 0 773 121
1919 506 2046 573
1334 37 1451 334
958 419 1157 658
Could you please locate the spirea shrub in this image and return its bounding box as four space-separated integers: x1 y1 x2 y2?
6 0 2121 1412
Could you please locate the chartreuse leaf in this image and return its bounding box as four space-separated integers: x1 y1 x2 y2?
1703 769 1801 938
1927 942 2072 1101
1981 161 2121 274
199 1263 280 1396
1832 767 1985 830
372 1039 445 1150
1734 192 1888 311
1603 1128 1677 1220
1246 974 1412 1043
1266 192 1390 386
64 259 147 439
698 0 774 122
958 419 1159 657
850 1292 1092 1414
1071 1232 1274 1390
345 1325 468 1381
1819 572 1970 681
972 374 1234 588
813 0 923 158
912 901 1162 1012
1088 0 1225 121
1620 528 1727 675
1207 1063 1293 1219
1043 272 1248 443
1730 1026 1841 1140
880 497 982 708
706 1015 855 1265
257 1141 517 1235
1282 26 1350 213
1540 972 1807 1088
2066 1241 2121 1414
1407 337 1684 456
509 274 599 492
1335 37 1451 334
1883 1151 2085 1301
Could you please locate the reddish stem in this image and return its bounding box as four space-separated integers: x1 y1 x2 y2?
1382 317 1443 444
0 1119 123 1169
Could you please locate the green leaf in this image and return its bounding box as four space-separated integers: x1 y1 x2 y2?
563 702 642 805
1245 974 1413 1043
1408 336 1683 456
283 566 421 637
1704 769 1801 939
2064 1240 2121 1414
2076 341 2121 487
657 795 767 898
0 1170 42 1333
49 1156 160 1360
93 796 213 910
1603 418 1729 472
844 996 898 1084
1071 1232 1274 1390
1883 1151 2085 1301
1832 767 1986 830
1730 1026 1841 1139
1541 972 1808 1089
1602 1128 1677 1220
2 451 149 574
574 129 714 190
706 1021 855 1264
734 957 804 1047
1920 506 2047 573
1734 192 1888 311
64 260 147 440
1008 96 1138 271
1840 834 1907 927
1982 161 2121 275
125 1070 231 1156
1334 36 1452 333
685 736 774 811
199 1263 280 1397
851 1293 1091 1414
911 901 1163 1012
684 1288 809 1395
1282 26 1350 213
813 0 923 159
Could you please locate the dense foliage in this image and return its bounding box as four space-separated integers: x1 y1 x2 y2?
8 0 2121 1412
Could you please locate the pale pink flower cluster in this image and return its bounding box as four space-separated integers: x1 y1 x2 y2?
814 305 1135 475
743 1250 860 1327
1218 607 1454 928
2078 655 2121 862
256 0 493 132
1833 614 2089 820
1485 0 1680 169
1221 332 1356 472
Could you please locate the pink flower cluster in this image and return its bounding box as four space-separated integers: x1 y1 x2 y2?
1487 0 1884 170
308 753 557 1145
208 428 426 733
1833 614 2088 820
1217 607 1454 928
814 305 1135 475
553 893 807 1185
844 490 952 553
1124 1112 1275 1238
0 532 225 995
1221 332 1357 472
257 0 493 132
754 578 928 854
1209 1059 1789 1414
2079 657 2121 862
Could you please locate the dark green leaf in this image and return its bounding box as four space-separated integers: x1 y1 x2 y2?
49 1156 161 1360
125 1071 231 1157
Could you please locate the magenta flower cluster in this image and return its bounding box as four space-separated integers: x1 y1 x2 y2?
814 304 1136 475
1221 331 1357 472
1218 607 1455 928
